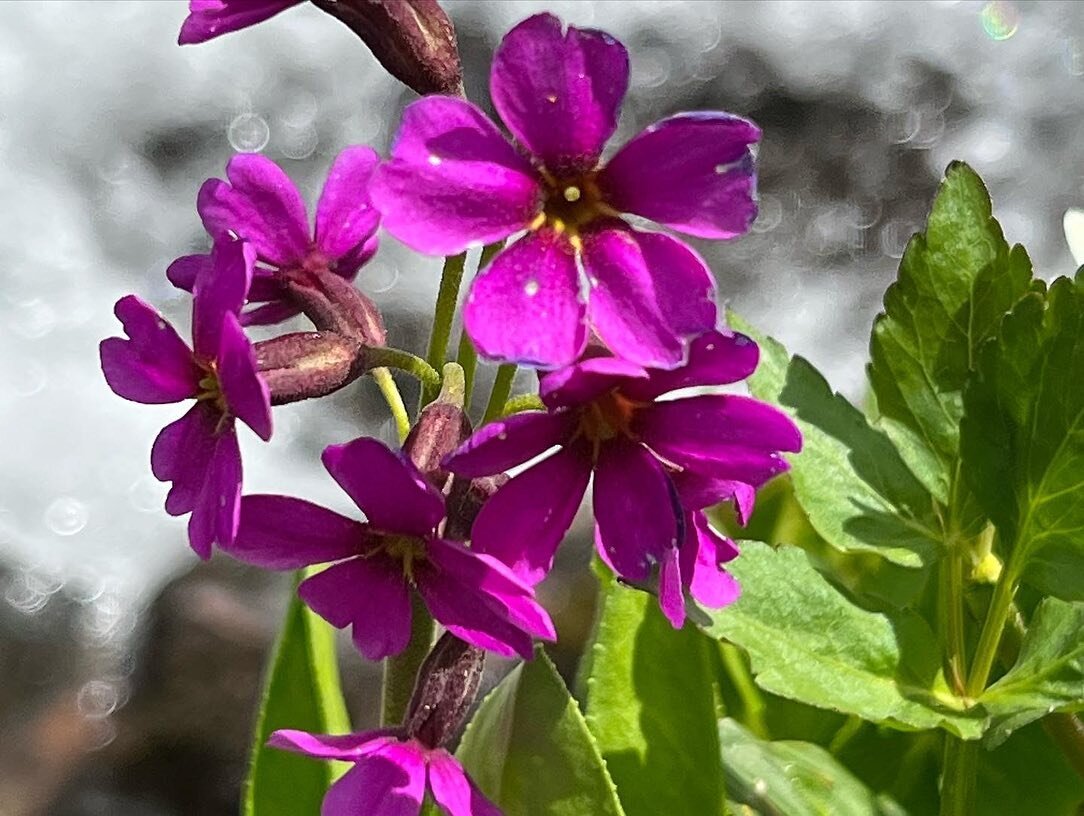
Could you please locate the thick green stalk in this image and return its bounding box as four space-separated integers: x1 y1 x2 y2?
965 564 1016 699
939 549 969 696
940 736 979 816
482 363 518 425
420 253 467 408
381 593 435 726
371 368 410 443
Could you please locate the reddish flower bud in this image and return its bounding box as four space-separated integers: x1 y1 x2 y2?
280 262 387 347
311 0 464 97
443 472 508 542
404 632 486 749
254 331 366 405
403 363 471 487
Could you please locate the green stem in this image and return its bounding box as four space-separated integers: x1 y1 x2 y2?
718 642 769 739
966 563 1016 699
500 393 546 416
381 593 435 726
420 253 467 408
940 736 979 816
940 549 969 695
371 367 410 443
482 363 518 424
365 347 442 389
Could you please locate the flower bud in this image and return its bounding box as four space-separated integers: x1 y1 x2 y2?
443 472 508 542
404 632 486 749
255 331 366 405
311 0 464 97
403 363 471 487
280 263 387 347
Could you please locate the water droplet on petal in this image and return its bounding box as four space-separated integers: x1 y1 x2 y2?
524 279 540 297
545 93 558 104
428 154 442 166
45 497 88 536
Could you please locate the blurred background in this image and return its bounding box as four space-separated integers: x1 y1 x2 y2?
1 1 1082 812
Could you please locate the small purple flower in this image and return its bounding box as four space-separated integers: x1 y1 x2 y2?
443 330 801 625
370 13 760 369
223 437 555 660
269 728 500 816
100 239 272 559
178 0 303 45
169 147 381 326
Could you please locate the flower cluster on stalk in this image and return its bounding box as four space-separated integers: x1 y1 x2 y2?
100 5 802 816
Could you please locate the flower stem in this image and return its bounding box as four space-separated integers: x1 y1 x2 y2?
500 393 546 416
965 561 1017 699
420 253 467 409
939 548 969 696
482 363 518 424
365 346 442 389
371 367 410 443
940 735 979 816
718 642 769 739
381 593 435 726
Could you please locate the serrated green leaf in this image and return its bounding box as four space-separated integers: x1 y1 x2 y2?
579 573 723 816
243 576 351 816
976 720 1084 815
868 161 1033 504
960 275 1084 598
457 648 627 816
730 312 940 569
980 598 1084 743
720 718 907 816
704 541 984 738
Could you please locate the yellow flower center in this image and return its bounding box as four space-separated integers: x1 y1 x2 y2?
529 170 618 251
195 362 229 417
368 533 429 586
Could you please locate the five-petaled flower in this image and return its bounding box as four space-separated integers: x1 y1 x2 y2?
269 728 500 816
169 147 381 326
178 0 303 45
443 330 801 626
371 12 760 370
222 437 556 660
100 239 273 558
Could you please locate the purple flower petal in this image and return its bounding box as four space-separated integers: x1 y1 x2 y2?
490 13 629 174
593 439 679 582
240 300 302 327
672 448 791 491
315 145 382 262
268 729 396 760
197 155 310 266
425 538 556 642
463 230 587 368
428 751 502 816
321 438 445 537
636 395 803 467
580 225 686 369
152 402 219 516
657 545 686 629
599 112 760 239
630 230 718 336
671 470 757 523
469 444 591 584
334 233 380 281
100 296 200 404
186 424 242 558
166 253 210 291
228 495 363 569
538 356 648 409
299 556 413 661
369 96 542 256
216 311 272 441
191 239 256 361
623 330 759 402
178 0 302 45
322 748 426 816
681 513 741 609
443 411 576 478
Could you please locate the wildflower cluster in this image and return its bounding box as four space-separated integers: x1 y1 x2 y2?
100 4 801 815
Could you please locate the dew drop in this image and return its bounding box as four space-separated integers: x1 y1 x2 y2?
428 154 442 166
524 279 540 297
45 497 88 536
228 112 270 153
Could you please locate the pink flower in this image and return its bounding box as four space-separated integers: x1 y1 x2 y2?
100 240 272 558
222 437 555 660
371 13 760 369
178 0 303 45
169 148 380 326
269 729 500 816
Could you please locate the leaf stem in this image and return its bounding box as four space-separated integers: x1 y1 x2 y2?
718 642 769 739
940 735 979 816
965 563 1016 699
482 363 518 424
420 253 467 408
371 367 410 443
381 593 435 726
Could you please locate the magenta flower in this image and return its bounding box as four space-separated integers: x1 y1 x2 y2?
269 729 500 816
443 330 801 625
100 239 272 559
168 147 380 326
222 437 555 660
178 0 302 45
370 13 760 369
